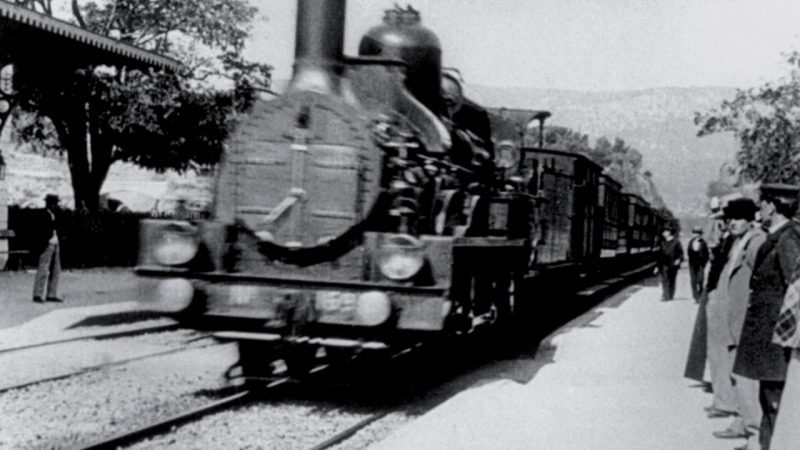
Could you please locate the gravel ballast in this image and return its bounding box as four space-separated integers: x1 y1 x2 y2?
128 401 371 450
0 329 208 390
0 344 238 449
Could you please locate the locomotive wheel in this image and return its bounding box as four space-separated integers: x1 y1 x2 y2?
490 272 532 355
236 341 276 387
468 272 514 332
493 274 514 327
283 345 318 377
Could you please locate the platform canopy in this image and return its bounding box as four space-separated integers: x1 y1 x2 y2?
0 1 181 71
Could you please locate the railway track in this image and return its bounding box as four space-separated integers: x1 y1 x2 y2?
0 336 218 394
71 368 332 450
0 321 180 354
75 390 255 450
70 344 421 450
306 411 390 450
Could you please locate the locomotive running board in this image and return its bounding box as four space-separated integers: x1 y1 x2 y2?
135 266 447 296
213 331 389 350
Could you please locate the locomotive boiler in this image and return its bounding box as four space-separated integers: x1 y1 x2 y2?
136 0 666 381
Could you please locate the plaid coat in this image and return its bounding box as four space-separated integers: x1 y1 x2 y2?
774 278 800 348
733 221 800 381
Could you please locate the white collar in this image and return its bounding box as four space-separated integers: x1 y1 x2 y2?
769 217 789 234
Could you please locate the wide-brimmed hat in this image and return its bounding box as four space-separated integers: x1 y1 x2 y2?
723 197 757 221
759 183 799 202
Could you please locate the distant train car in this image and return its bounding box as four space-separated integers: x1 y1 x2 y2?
136 0 665 381
598 174 624 259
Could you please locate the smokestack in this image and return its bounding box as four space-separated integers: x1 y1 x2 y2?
288 0 347 95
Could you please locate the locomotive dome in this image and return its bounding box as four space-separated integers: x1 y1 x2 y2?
358 5 443 115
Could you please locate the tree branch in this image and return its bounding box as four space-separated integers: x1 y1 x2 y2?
71 0 86 29
104 0 119 35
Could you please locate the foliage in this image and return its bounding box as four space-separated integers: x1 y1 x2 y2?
527 125 591 154
695 51 800 184
10 0 271 209
527 126 665 208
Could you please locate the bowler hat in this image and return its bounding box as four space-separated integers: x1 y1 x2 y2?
723 198 757 221
44 194 59 204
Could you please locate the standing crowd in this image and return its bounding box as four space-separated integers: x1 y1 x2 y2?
677 184 800 450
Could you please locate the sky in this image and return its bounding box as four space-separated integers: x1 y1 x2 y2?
246 0 800 91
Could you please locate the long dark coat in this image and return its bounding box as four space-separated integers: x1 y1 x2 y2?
687 236 710 269
684 233 735 381
658 239 684 269
733 221 800 381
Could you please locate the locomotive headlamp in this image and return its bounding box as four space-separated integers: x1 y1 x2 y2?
153 231 198 266
315 290 392 326
377 234 425 281
495 140 519 170
356 291 392 325
154 278 194 311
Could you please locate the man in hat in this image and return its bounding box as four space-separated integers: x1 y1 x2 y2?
685 212 734 384
733 183 800 450
687 225 710 302
706 198 765 446
658 227 684 301
32 193 63 303
441 70 493 175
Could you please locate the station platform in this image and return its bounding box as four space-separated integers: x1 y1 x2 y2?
0 269 172 350
375 268 743 450
0 269 147 328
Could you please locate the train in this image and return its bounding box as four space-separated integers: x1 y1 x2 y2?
135 0 669 380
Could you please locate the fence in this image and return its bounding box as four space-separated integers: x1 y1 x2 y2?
6 206 208 270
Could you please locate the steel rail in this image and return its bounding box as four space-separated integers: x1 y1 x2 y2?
74 390 256 450
0 338 219 394
0 323 180 354
307 411 390 450
71 365 325 450
304 343 422 450
73 342 423 449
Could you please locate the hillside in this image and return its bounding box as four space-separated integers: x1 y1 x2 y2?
466 85 739 217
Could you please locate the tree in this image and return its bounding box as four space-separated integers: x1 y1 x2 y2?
527 125 592 154
11 0 271 210
695 51 800 184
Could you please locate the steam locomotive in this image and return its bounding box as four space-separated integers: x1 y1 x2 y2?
136 0 667 379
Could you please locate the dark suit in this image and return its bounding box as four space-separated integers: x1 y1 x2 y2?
658 238 684 300
32 208 62 300
32 209 60 254
733 221 800 449
687 236 710 301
